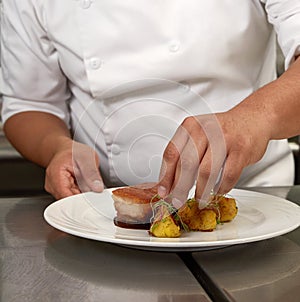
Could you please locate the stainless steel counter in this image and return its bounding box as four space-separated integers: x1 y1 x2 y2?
193 186 300 302
0 194 211 302
0 186 299 301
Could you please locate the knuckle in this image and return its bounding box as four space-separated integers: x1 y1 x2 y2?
230 135 250 153
200 166 211 180
223 170 238 187
180 157 197 170
44 182 50 193
45 167 55 183
163 143 180 162
44 181 56 198
234 140 247 152
182 116 196 129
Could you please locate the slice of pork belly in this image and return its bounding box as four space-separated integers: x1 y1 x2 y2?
112 184 161 228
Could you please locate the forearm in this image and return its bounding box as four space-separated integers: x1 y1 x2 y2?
230 56 300 140
3 111 73 167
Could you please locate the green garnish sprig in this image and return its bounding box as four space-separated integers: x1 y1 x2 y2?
150 194 190 232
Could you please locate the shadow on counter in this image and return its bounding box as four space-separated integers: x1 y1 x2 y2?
0 157 46 196
0 127 46 196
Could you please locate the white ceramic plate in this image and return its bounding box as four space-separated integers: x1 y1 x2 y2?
44 188 300 252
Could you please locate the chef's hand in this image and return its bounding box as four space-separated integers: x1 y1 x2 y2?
158 110 271 207
45 141 104 199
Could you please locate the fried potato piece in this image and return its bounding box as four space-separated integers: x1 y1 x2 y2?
149 205 181 238
217 196 238 222
178 199 217 231
149 214 181 238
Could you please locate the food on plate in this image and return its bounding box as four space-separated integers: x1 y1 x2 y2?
149 203 181 238
112 183 160 229
216 195 239 222
112 184 238 237
150 195 238 237
178 199 217 231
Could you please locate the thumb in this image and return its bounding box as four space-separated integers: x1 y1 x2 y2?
90 178 104 192
79 157 104 192
72 144 105 193
75 163 104 193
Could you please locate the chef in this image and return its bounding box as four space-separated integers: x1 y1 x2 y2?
1 0 300 202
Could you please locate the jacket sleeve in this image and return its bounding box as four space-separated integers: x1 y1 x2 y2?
262 0 300 69
0 0 71 125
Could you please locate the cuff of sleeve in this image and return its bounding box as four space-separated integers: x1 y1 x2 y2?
1 95 70 128
284 44 300 70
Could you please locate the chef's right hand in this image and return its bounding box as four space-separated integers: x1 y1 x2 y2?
45 140 104 199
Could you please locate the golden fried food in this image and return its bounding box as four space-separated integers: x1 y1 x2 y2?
150 195 238 237
194 209 217 231
178 199 217 231
149 213 181 238
214 195 238 222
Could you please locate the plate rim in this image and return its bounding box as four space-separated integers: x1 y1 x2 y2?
44 188 300 251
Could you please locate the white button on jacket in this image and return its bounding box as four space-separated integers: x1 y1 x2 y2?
89 57 102 70
1 0 299 187
168 40 180 53
80 0 92 9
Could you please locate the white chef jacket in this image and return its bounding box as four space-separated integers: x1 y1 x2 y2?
1 0 300 188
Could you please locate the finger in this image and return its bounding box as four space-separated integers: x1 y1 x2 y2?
216 151 245 194
158 141 180 197
194 115 227 206
74 160 104 193
72 145 104 193
170 132 208 207
158 125 190 197
195 146 226 207
58 175 81 197
45 168 81 199
45 182 76 200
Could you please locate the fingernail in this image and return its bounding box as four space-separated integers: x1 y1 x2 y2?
196 198 209 209
158 185 167 197
172 198 183 209
92 180 104 192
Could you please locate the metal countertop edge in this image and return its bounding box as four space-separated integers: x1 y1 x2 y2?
177 252 236 302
